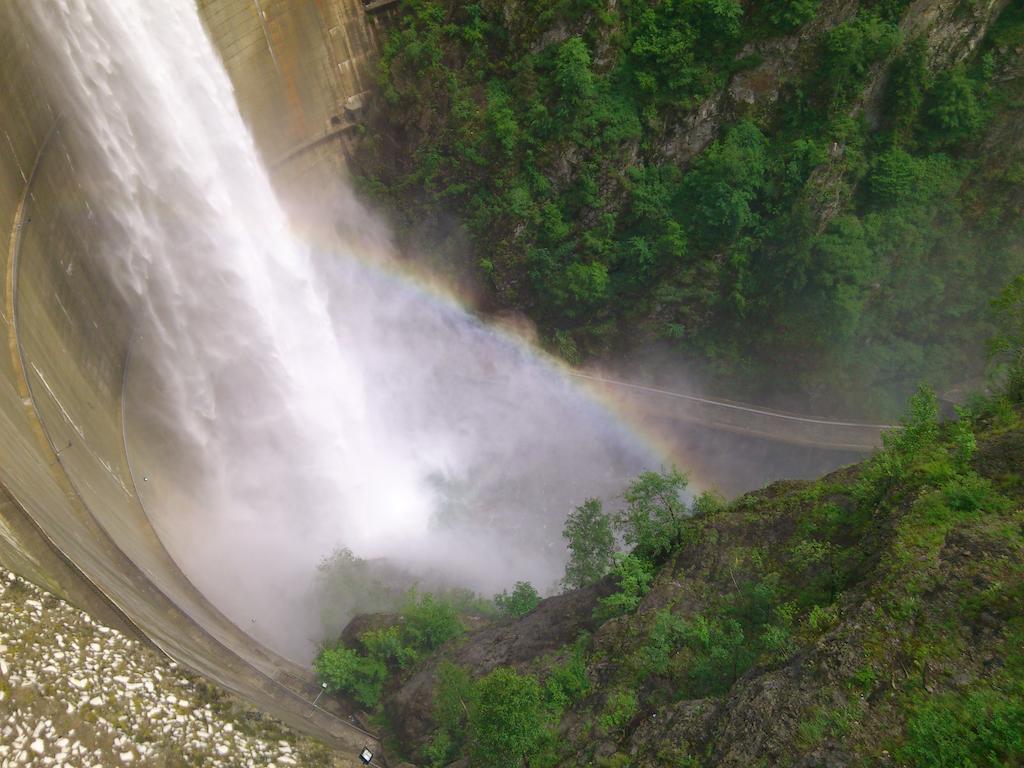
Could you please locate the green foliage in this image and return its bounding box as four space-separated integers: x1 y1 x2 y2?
400 591 465 651
924 67 984 148
807 603 839 633
766 0 820 31
545 635 591 711
562 498 616 589
595 554 656 620
885 36 929 137
314 591 464 710
901 688 1024 766
681 615 750 696
424 662 474 767
363 0 1022 424
638 609 689 677
469 668 547 768
598 687 639 734
313 647 388 709
989 274 1024 402
495 581 541 617
616 469 691 561
856 385 941 504
679 122 769 248
819 13 899 107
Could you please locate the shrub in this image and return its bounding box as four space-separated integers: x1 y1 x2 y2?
595 554 656 620
469 668 547 768
598 687 639 733
545 636 591 711
639 609 688 676
314 647 389 709
495 581 541 617
401 591 464 651
682 615 749 695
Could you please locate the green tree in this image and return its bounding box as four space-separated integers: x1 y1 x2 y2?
495 581 541 617
469 668 546 768
562 498 616 589
616 469 691 560
925 67 983 147
885 36 929 137
679 121 769 248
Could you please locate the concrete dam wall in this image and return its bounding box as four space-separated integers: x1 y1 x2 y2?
0 0 380 751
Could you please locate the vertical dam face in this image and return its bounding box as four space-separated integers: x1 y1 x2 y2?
0 0 656 748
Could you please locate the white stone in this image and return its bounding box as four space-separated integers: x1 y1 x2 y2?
119 751 134 763
88 696 103 707
30 739 45 755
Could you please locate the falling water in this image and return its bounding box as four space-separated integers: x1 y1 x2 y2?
23 0 658 661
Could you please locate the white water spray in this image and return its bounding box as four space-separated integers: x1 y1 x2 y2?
24 0 657 661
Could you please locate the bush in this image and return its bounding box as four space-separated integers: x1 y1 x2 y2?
595 554 656 620
315 591 464 711
495 581 541 617
682 615 749 695
679 122 769 248
314 647 389 709
545 636 591 711
401 591 464 651
469 668 547 768
598 688 639 733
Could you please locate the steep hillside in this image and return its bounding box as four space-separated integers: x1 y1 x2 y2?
351 0 1024 417
326 389 1023 766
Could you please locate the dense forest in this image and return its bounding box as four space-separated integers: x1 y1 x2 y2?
352 0 1024 417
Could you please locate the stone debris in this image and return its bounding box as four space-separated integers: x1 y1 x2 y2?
0 565 339 767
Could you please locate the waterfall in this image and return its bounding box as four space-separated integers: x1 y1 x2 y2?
24 0 656 661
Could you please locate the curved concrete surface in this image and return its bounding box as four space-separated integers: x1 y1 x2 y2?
0 1 382 754
0 0 890 758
